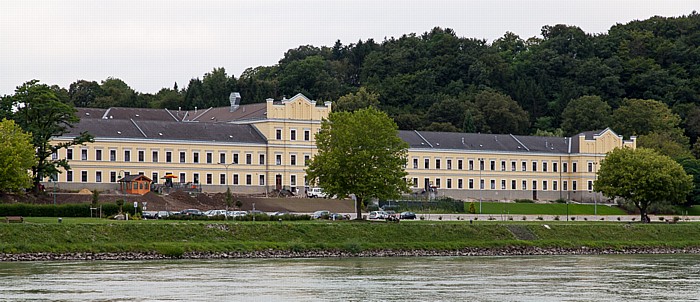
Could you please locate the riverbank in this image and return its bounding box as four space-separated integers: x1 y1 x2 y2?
2 221 700 261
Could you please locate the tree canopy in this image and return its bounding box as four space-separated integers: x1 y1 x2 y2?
595 147 693 222
0 80 94 192
0 119 36 193
306 107 409 218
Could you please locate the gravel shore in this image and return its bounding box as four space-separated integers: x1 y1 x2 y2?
3 246 700 262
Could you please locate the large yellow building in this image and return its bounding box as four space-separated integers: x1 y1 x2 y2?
49 93 635 202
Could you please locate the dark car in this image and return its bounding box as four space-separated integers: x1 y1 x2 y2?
329 213 346 220
400 211 417 220
180 209 204 216
142 211 158 219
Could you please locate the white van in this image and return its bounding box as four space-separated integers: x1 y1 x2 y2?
306 187 327 198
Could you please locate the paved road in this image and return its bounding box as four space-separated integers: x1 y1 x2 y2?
331 213 699 222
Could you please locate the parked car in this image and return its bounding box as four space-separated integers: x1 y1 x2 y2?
306 187 327 198
180 209 204 216
400 211 417 220
227 210 248 217
329 213 346 220
369 211 388 219
142 211 158 219
312 210 330 219
156 211 173 219
207 209 228 217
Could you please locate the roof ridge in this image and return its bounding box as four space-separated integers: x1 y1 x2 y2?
413 130 433 148
509 134 529 151
130 119 147 138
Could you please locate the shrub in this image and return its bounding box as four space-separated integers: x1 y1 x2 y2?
553 215 560 221
570 217 576 221
553 198 567 204
584 217 588 221
521 216 527 221
438 216 442 221
600 217 605 221
673 216 681 223
514 199 534 203
468 202 476 214
632 217 636 221
659 217 665 221
617 217 621 221
536 216 543 220
508 216 513 221
156 245 184 258
488 216 496 221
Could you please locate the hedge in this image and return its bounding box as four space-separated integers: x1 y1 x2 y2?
0 203 138 217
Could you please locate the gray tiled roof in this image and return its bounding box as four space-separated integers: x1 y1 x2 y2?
399 130 572 154
64 118 266 144
190 103 267 122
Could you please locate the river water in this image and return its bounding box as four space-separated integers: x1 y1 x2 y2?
1 254 699 301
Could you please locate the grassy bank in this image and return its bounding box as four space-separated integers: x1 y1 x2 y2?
475 202 627 215
2 219 700 256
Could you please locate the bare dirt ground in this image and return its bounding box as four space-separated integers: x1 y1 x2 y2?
1 191 355 213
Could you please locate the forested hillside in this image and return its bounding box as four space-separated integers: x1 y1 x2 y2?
16 13 700 148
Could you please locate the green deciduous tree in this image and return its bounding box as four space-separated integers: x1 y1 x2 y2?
0 119 36 193
334 87 380 112
2 80 94 193
306 107 409 219
595 147 693 223
473 90 529 134
561 95 612 136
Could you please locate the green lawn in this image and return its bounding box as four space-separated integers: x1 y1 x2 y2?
472 202 627 215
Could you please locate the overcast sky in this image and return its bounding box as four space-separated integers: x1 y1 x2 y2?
0 0 697 96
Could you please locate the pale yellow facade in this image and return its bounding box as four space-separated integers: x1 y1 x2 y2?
48 93 635 202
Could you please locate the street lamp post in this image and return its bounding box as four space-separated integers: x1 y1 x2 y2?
478 157 484 215
593 162 598 217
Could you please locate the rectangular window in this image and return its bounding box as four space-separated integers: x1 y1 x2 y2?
532 161 537 172
276 129 282 140
469 179 474 189
553 181 558 191
436 159 441 169
447 159 452 170
259 175 265 185
96 171 102 183
81 171 88 182
435 178 441 188
511 161 516 171
67 149 73 160
152 151 159 163
206 152 212 164
246 154 252 165
588 162 593 172
424 158 430 169
304 155 310 166
166 151 172 163
532 180 537 190
276 154 282 165
469 160 474 170
564 181 568 191
52 152 58 160
179 173 186 183
152 172 158 183
573 181 577 191
193 152 199 163
138 150 144 162
233 154 239 164
573 162 578 173
179 151 185 163
110 171 116 183
291 175 297 186
205 173 212 185
413 158 418 169
413 178 418 187
220 174 226 185
220 153 226 164
304 130 310 141
124 150 131 162
490 179 495 190
291 155 297 166
259 154 265 165
522 180 527 190
110 150 116 161
511 180 516 190
458 179 463 189
543 162 548 172
543 181 548 191
67 170 73 182
490 160 495 171
563 162 568 172
81 149 88 160
501 179 506 190
458 160 463 170
501 161 506 171
95 150 102 161
521 161 527 171
480 160 485 171
588 180 593 191
290 129 296 141
446 179 452 189
553 162 558 172
233 174 239 185
480 179 485 190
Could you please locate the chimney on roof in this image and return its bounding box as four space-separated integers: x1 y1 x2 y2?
229 92 241 112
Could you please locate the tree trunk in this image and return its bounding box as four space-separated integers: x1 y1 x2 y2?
635 202 650 223
355 196 363 220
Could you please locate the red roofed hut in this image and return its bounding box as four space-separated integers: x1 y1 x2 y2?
118 175 152 195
